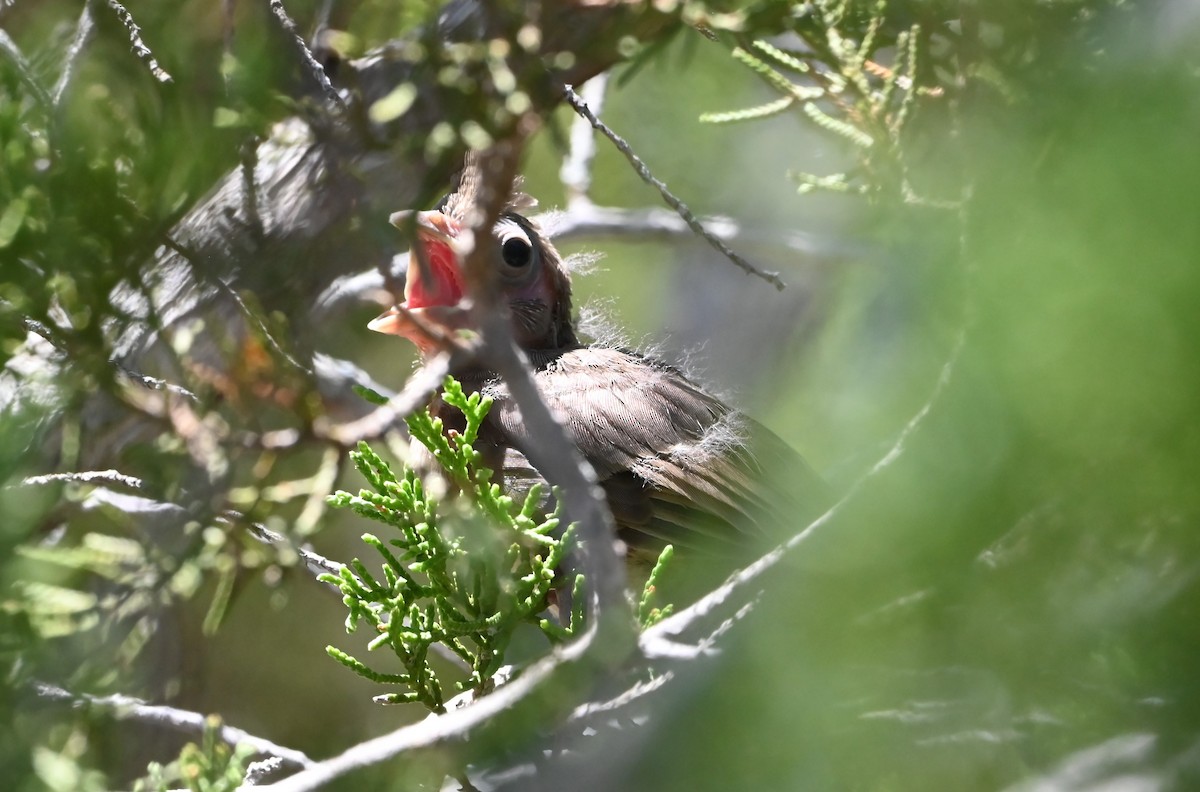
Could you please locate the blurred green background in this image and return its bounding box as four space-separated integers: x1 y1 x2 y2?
3 0 1200 790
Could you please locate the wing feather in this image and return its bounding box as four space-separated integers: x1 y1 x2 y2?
479 346 827 554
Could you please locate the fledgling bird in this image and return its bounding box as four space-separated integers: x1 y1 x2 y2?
369 158 827 569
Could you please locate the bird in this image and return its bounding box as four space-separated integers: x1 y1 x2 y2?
369 156 828 575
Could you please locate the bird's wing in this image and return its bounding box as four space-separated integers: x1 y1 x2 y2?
484 346 826 552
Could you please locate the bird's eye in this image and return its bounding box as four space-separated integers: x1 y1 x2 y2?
501 237 533 269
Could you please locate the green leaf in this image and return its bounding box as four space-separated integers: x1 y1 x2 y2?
369 84 417 124
0 197 28 248
352 384 391 405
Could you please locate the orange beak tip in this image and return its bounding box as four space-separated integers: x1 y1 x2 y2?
367 308 405 336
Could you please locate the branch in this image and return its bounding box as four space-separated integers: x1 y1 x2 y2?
0 30 52 108
20 470 145 490
253 620 602 792
562 84 787 291
458 140 630 635
642 327 968 654
238 135 266 244
33 682 313 771
251 141 642 790
312 203 843 320
103 0 173 84
21 314 200 402
211 277 311 376
53 0 97 107
225 512 345 584
533 202 850 260
567 669 674 724
560 74 608 204
267 0 346 113
313 350 456 446
102 1 678 373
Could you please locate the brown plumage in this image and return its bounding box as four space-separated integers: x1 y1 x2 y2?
370 158 827 565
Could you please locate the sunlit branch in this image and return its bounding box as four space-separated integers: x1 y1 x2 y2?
33 682 313 770
103 0 173 84
255 619 601 792
563 84 787 291
53 0 97 107
0 30 52 108
642 327 968 656
267 0 346 113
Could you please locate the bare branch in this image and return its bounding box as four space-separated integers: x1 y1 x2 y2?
312 0 337 40
211 277 311 376
33 682 313 771
563 84 787 291
20 470 145 490
534 202 850 260
643 327 968 651
314 350 456 446
225 512 346 583
222 0 237 88
54 0 97 107
247 143 642 791
254 621 601 792
21 314 199 402
560 74 608 205
239 135 266 244
568 670 674 723
103 0 173 84
267 0 346 113
245 756 286 785
0 30 52 108
459 140 630 633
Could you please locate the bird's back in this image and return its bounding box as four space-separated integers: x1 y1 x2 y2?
478 345 828 564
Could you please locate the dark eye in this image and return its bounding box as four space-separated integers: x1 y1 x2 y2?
501 237 532 269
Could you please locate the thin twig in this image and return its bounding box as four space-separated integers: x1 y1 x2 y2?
117 368 201 402
33 682 313 770
54 0 97 107
18 316 60 353
267 0 347 113
0 30 53 108
560 74 608 205
642 327 968 655
162 232 205 265
314 349 457 446
227 511 346 582
103 0 173 84
21 315 199 401
534 203 850 260
239 135 266 243
222 0 237 91
245 757 286 785
210 278 311 376
230 508 471 672
254 620 601 792
563 85 786 291
459 141 630 634
318 203 843 315
313 0 337 40
568 670 674 723
21 470 145 490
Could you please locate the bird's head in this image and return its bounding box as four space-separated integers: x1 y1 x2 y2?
369 165 576 355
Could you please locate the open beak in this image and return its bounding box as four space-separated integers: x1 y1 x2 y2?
368 209 469 345
389 209 462 246
365 305 410 336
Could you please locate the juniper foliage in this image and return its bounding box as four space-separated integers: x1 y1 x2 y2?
322 377 582 711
